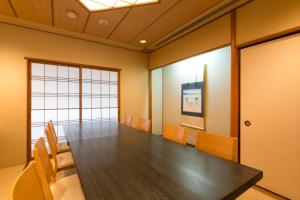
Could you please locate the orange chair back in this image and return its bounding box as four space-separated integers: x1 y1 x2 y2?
196 131 238 162
9 161 53 200
137 118 151 132
122 114 133 127
163 124 187 145
33 137 56 184
45 126 58 172
48 120 58 144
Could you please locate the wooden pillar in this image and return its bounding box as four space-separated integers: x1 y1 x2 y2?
230 10 239 137
148 69 152 132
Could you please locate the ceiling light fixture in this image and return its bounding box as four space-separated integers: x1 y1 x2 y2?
79 0 159 12
98 19 109 26
139 40 147 44
66 10 77 19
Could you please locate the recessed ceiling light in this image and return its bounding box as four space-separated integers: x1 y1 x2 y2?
79 0 159 12
98 19 109 26
66 11 77 19
140 40 147 44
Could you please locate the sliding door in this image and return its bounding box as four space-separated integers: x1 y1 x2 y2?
29 61 119 154
81 68 118 122
30 63 80 150
240 34 300 199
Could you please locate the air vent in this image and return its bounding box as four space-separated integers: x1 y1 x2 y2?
154 0 241 48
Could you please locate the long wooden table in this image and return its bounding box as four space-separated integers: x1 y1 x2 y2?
64 121 262 200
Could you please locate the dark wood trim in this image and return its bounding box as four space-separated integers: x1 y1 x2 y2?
230 10 238 138
237 25 300 49
237 48 241 163
51 0 55 26
82 13 90 33
203 64 207 131
149 43 230 70
161 67 164 135
26 60 31 164
81 65 121 72
118 71 121 123
107 7 133 39
24 57 122 72
254 185 289 200
186 143 195 148
8 0 18 18
148 69 152 132
79 66 83 122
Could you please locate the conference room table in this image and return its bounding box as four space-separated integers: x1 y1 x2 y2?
64 121 262 200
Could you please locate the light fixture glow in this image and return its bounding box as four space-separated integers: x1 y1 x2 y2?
66 10 77 19
139 40 147 44
79 0 159 12
98 19 109 26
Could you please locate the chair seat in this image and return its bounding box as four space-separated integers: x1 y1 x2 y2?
51 151 75 170
51 174 85 200
57 142 70 153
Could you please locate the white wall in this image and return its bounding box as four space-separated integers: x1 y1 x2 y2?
151 68 163 135
162 46 231 144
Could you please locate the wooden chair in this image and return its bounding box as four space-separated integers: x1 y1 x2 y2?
136 118 151 132
163 124 187 145
122 114 133 127
9 161 51 200
33 138 57 184
45 126 75 171
33 138 85 200
48 120 70 153
196 131 238 162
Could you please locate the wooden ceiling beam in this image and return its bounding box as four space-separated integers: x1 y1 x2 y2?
8 0 18 17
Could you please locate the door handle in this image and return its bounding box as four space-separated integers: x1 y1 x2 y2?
244 120 251 127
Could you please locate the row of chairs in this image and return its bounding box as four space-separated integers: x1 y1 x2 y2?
122 115 151 132
10 121 85 200
11 118 237 199
163 124 237 162
123 114 238 162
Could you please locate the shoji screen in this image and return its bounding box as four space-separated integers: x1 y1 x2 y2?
82 68 118 122
30 62 119 151
31 63 80 149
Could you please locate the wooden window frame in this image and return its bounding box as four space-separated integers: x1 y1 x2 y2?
26 57 121 163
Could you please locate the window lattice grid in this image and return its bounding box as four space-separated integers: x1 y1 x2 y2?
81 68 118 122
31 63 80 148
30 63 119 150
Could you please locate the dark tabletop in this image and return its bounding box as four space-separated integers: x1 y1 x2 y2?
64 121 262 200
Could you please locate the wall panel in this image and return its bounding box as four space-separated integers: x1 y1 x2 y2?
0 23 148 168
162 46 231 145
236 0 300 45
149 14 231 69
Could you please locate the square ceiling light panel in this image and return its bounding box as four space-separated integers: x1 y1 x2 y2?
79 0 159 12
